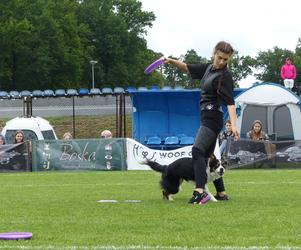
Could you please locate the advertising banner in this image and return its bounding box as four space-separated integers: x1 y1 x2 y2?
126 138 221 170
0 142 31 172
225 138 300 168
32 139 127 171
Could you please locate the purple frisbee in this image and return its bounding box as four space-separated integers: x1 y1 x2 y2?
0 232 33 240
144 56 165 74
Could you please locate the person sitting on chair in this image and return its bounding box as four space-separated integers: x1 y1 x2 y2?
218 119 234 156
246 120 269 141
246 120 276 166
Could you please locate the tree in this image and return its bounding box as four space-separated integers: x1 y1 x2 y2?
253 46 294 84
293 37 301 86
77 0 156 88
229 52 255 87
0 0 88 90
0 0 156 90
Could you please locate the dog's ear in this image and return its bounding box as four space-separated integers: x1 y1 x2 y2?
209 154 216 161
209 156 219 169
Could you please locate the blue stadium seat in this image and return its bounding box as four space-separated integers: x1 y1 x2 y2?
164 136 179 145
162 86 172 91
32 90 44 98
146 136 162 145
66 89 78 96
20 90 32 98
138 86 148 91
179 136 195 145
44 89 55 97
126 86 137 93
89 88 101 95
174 85 184 90
114 87 125 94
78 88 89 96
102 87 113 95
9 91 20 99
150 85 160 91
0 91 9 99
55 89 66 97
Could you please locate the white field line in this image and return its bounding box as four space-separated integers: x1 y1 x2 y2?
0 245 300 250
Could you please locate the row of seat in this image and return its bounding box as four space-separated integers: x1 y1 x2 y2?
146 135 195 149
0 85 190 100
0 87 126 99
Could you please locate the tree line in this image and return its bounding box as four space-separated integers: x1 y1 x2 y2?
0 0 301 91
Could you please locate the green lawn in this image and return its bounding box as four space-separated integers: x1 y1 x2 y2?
0 169 301 249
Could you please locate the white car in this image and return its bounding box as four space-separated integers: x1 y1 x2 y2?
1 116 57 144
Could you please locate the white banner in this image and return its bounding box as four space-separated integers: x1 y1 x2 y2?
126 138 220 170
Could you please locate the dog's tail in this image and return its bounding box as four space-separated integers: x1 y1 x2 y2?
144 160 167 173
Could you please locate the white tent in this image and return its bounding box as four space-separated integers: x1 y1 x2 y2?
235 83 301 140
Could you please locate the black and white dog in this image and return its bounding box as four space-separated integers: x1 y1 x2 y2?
144 155 225 202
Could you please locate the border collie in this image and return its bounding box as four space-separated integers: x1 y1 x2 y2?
144 155 225 202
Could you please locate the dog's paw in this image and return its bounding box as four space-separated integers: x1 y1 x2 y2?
162 190 174 201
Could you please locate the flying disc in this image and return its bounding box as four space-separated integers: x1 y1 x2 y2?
144 56 165 74
0 232 33 240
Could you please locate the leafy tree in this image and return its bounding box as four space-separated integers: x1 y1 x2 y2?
253 46 294 84
229 52 256 87
293 38 301 86
77 0 155 88
162 50 209 88
0 0 156 90
0 0 88 90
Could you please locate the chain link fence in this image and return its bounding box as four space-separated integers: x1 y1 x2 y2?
0 95 132 140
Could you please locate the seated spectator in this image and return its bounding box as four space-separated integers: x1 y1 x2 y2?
101 130 112 139
246 120 269 141
60 131 81 156
0 134 6 145
14 130 25 144
62 132 73 140
246 120 276 165
218 120 234 155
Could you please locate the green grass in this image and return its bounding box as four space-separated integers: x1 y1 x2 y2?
1 169 301 249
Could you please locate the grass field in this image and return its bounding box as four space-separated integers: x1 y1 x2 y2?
1 169 301 249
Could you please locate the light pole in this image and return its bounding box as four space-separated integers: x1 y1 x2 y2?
90 60 98 89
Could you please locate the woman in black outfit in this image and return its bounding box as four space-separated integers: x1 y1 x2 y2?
165 41 240 205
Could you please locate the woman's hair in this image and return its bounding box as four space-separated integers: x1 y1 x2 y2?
14 130 24 143
63 132 72 140
213 41 234 55
225 119 231 125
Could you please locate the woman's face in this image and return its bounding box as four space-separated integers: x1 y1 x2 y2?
213 51 231 69
225 122 232 133
0 138 4 145
15 133 24 143
253 123 262 133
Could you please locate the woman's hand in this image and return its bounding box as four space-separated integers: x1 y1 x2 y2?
231 126 240 141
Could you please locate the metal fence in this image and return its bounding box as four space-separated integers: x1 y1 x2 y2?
0 93 132 139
